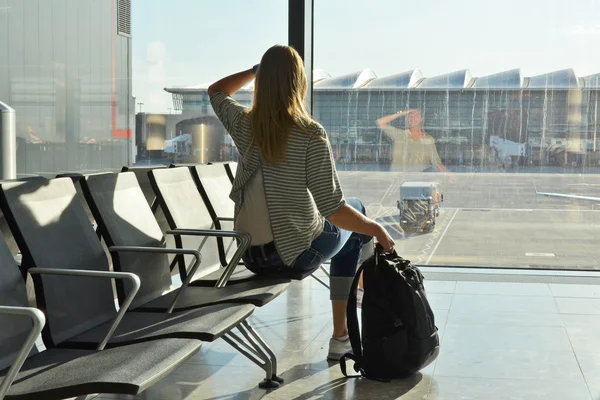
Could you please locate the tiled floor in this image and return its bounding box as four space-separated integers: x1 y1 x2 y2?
90 271 600 400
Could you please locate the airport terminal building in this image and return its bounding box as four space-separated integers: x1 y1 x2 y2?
164 68 600 168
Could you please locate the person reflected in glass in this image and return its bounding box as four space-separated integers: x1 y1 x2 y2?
208 45 394 361
376 109 449 173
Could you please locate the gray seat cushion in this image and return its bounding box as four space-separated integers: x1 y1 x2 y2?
2 338 201 399
190 265 315 285
190 265 259 286
137 280 290 312
65 303 254 347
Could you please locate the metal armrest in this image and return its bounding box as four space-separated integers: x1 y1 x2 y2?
28 268 140 351
166 228 246 239
109 246 201 314
0 306 45 400
166 229 251 288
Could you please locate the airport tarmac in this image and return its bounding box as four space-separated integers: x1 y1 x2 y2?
337 170 600 270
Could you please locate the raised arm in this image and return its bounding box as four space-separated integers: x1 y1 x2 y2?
376 110 408 129
208 65 259 153
208 65 258 97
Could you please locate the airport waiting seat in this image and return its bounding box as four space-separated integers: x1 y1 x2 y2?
121 165 168 212
122 165 183 274
225 161 237 180
0 176 47 257
150 167 259 286
169 162 239 274
152 166 318 283
0 177 284 388
56 172 114 237
0 226 202 399
78 171 290 310
209 161 237 182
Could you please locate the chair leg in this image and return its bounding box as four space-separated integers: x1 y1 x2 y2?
319 264 330 277
310 273 330 289
222 331 270 372
241 320 283 384
222 322 281 389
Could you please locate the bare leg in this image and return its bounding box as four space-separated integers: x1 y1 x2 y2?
332 300 348 337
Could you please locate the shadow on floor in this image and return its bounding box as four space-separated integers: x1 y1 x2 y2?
259 364 426 400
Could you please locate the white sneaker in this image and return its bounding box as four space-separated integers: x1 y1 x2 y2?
327 336 352 361
356 287 364 309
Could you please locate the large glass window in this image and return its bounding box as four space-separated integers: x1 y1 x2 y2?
132 0 287 165
314 0 600 270
0 0 134 177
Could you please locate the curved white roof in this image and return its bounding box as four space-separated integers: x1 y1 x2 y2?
313 69 331 84
472 69 522 88
165 68 600 95
527 69 578 89
582 73 600 88
417 69 472 89
314 69 377 89
363 69 423 89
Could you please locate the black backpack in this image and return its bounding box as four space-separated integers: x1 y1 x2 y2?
340 245 440 380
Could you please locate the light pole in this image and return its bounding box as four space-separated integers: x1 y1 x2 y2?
137 102 144 113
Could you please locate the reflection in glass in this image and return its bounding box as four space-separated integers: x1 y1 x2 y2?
1 0 133 176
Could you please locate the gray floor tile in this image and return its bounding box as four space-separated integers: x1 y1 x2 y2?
427 376 592 400
249 312 332 342
455 281 552 296
436 325 582 381
252 285 332 317
561 313 600 328
441 324 573 352
447 309 564 327
563 323 600 355
313 321 335 343
188 337 313 369
588 382 600 400
91 279 600 399
576 353 600 400
99 364 268 400
556 297 600 314
435 347 583 381
427 293 454 310
451 293 559 313
425 281 457 294
280 340 338 372
550 283 600 298
433 310 449 333
561 314 600 361
262 366 432 400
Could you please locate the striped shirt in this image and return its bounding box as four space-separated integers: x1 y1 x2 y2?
210 91 346 266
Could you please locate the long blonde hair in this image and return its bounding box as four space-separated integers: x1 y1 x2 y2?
250 45 316 165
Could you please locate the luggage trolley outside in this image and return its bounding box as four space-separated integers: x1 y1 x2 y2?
397 182 443 233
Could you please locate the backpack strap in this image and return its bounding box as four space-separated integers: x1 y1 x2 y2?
340 353 363 377
340 262 366 378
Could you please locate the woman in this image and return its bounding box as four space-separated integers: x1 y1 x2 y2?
208 45 394 360
376 109 449 173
